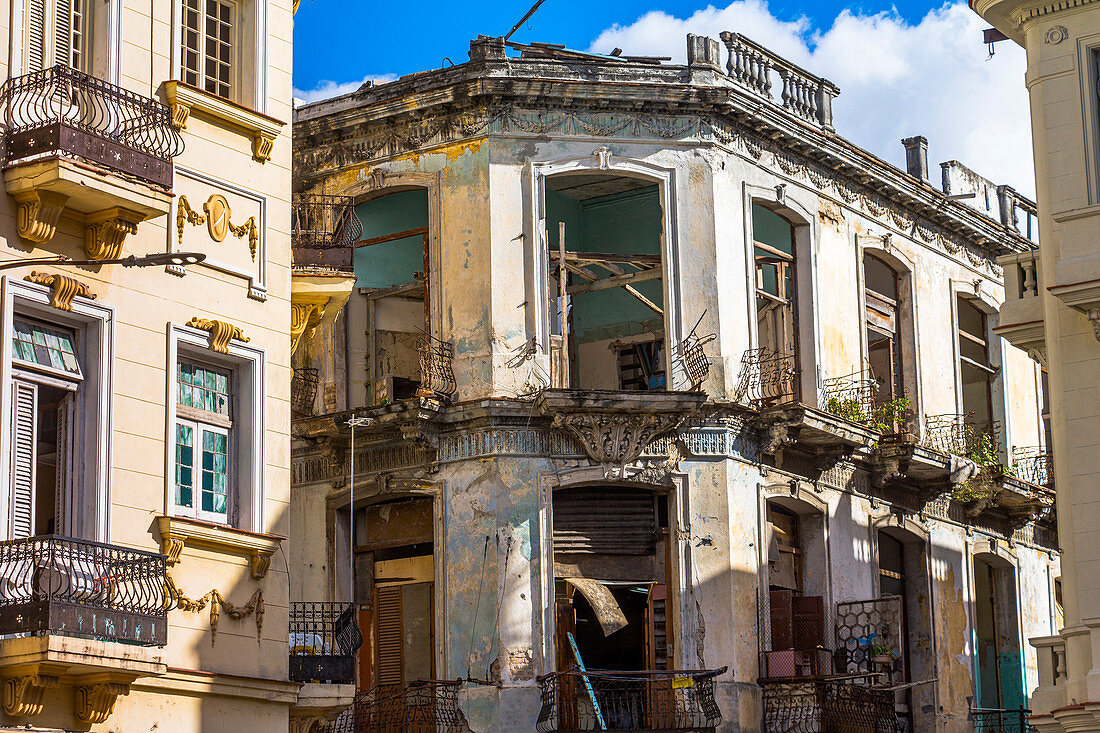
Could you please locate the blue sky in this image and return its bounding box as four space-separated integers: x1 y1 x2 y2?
292 1 1035 195
293 0 935 88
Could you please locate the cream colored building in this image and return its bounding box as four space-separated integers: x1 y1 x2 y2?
0 0 311 729
971 0 1100 730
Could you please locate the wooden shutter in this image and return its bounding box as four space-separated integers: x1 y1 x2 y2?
54 0 73 69
10 381 38 539
26 0 47 71
769 589 794 650
375 585 404 687
54 393 75 537
792 595 824 650
553 489 657 555
646 583 669 670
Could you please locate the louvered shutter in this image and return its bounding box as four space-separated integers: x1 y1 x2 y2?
10 381 38 539
54 0 73 69
375 585 404 687
54 393 75 537
553 489 657 555
26 0 47 72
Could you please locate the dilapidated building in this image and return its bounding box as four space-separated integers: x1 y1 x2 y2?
287 32 1060 733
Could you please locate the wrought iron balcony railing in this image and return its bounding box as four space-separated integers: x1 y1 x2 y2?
324 680 471 733
921 413 1002 462
418 335 457 400
289 601 362 684
971 707 1036 733
0 65 184 188
1013 447 1054 487
291 367 319 416
735 348 799 409
536 668 725 732
762 678 900 733
0 534 168 645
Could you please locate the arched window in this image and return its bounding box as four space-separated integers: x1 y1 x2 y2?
864 253 902 402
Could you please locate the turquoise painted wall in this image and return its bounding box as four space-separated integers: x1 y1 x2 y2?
354 190 429 288
752 204 793 253
545 186 663 344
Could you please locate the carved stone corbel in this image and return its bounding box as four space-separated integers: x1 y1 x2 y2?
161 536 186 565
1088 309 1100 342
74 681 130 724
290 714 331 733
550 412 684 467
23 271 96 311
2 674 60 716
170 101 191 129
813 445 854 473
84 208 143 260
186 317 249 353
253 132 275 163
250 552 272 580
291 303 324 356
14 190 69 244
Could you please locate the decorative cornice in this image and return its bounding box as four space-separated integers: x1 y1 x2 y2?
163 81 284 163
155 515 281 579
185 317 249 353
296 104 1016 274
1011 0 1100 28
23 271 95 311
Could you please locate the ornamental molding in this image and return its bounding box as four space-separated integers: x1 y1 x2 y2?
177 194 259 261
74 681 129 724
84 207 142 260
549 411 686 468
297 104 1008 276
2 674 59 716
1012 0 1099 29
13 189 67 244
23 271 96 311
185 317 249 353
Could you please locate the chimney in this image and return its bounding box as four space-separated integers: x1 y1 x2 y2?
901 136 929 181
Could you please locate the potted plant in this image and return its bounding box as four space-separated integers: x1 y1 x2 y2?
870 639 897 665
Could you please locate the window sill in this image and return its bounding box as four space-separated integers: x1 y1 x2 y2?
162 81 285 163
154 515 283 579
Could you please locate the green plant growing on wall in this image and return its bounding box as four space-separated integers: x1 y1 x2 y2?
952 430 1012 502
825 396 911 434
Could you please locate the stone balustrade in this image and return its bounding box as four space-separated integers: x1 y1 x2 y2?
718 32 840 130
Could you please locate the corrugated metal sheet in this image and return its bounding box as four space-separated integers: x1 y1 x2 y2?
553 489 657 555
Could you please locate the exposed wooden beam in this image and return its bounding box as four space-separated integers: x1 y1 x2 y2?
549 250 661 266
566 268 662 296
356 227 428 247
359 281 424 299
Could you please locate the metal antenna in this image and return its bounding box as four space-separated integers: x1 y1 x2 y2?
503 0 549 42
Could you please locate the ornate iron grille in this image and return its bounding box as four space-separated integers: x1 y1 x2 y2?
0 65 184 188
735 348 799 409
972 707 1036 733
922 413 1001 460
418 335 457 400
762 679 901 733
324 680 471 733
834 597 904 684
536 668 725 732
291 367 319 416
821 370 879 422
292 194 363 249
0 534 168 645
1012 448 1053 487
289 602 361 684
674 313 717 391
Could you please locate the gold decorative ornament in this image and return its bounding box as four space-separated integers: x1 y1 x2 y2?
170 102 190 129
165 573 264 646
84 208 143 260
291 302 324 356
24 272 96 312
185 317 249 353
252 132 275 163
13 190 69 244
177 195 259 260
74 682 130 724
2 674 59 716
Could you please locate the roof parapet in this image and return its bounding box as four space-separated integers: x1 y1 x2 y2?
718 32 840 131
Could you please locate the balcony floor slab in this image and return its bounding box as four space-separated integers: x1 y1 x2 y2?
0 634 165 681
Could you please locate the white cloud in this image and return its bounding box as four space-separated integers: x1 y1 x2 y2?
589 1 1034 196
293 74 398 105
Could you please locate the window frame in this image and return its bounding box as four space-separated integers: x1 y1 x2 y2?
180 0 238 101
0 276 112 542
173 358 234 524
167 322 264 533
172 0 267 111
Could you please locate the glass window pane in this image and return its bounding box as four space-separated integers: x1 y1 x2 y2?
12 319 82 377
